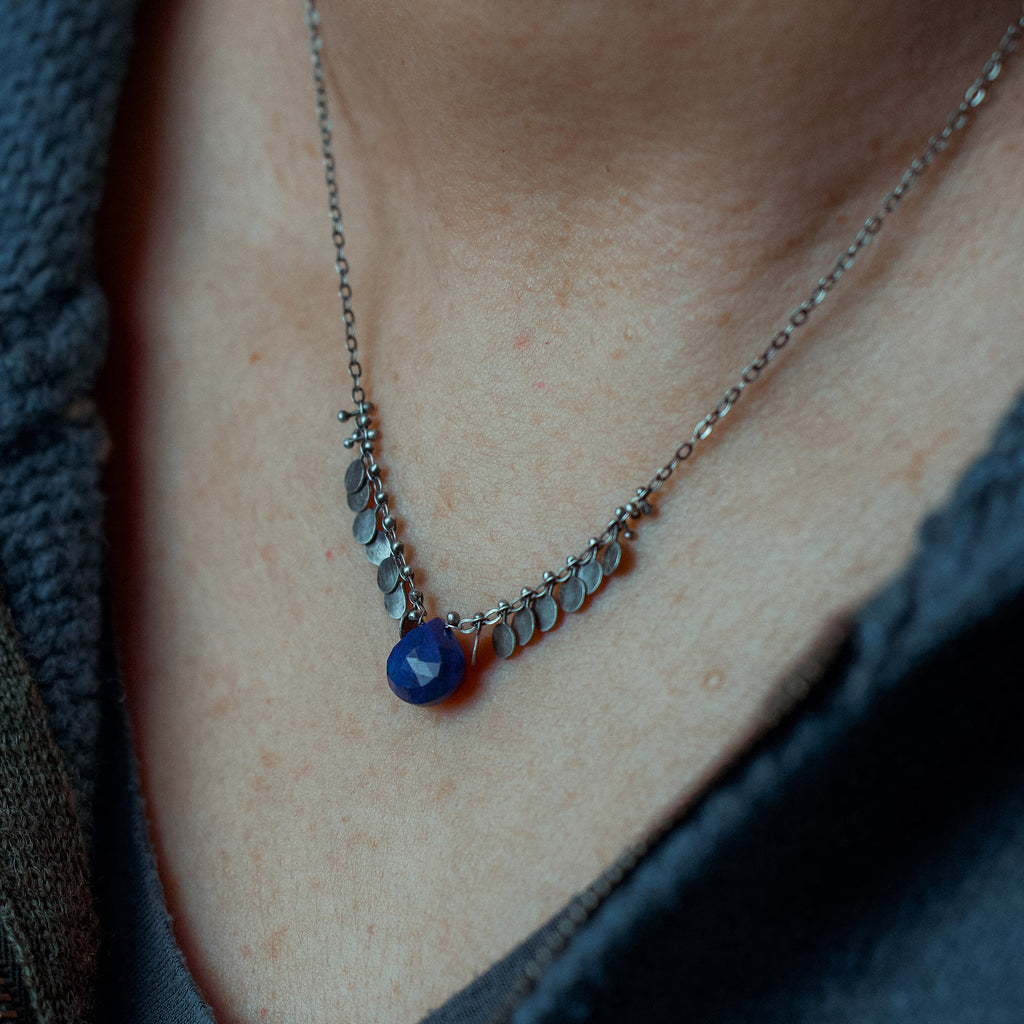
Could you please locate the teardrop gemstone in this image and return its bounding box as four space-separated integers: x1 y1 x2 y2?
386 618 466 706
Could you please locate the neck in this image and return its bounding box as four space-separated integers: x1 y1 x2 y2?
101 0 1020 512
318 0 999 264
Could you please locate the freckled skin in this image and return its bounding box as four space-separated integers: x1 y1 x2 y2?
97 0 1024 1021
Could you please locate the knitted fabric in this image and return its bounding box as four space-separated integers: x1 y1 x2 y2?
510 389 1024 1023
0 929 37 1023
0 601 98 1024
0 0 138 845
4 3 1024 1022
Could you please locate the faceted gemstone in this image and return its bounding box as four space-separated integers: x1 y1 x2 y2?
386 618 466 706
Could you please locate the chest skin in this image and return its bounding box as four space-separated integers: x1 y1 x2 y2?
96 2 1024 1020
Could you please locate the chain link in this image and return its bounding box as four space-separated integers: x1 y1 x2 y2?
306 0 1024 636
308 1 438 621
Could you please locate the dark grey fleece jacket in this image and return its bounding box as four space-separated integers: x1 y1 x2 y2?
2 2 1024 1022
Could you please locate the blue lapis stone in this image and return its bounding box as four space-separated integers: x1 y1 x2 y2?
386 618 466 706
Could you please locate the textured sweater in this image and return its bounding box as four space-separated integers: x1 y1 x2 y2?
2 2 1024 1022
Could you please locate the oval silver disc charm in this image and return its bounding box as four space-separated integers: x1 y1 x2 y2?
535 593 558 632
512 606 535 646
600 540 622 576
384 585 407 620
364 531 391 565
557 576 586 613
492 622 515 659
578 559 603 595
352 508 377 545
377 556 400 594
347 481 370 512
344 458 366 494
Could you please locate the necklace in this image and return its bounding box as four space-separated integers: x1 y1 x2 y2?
304 1 1022 706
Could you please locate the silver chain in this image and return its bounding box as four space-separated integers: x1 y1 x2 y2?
305 0 1024 644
